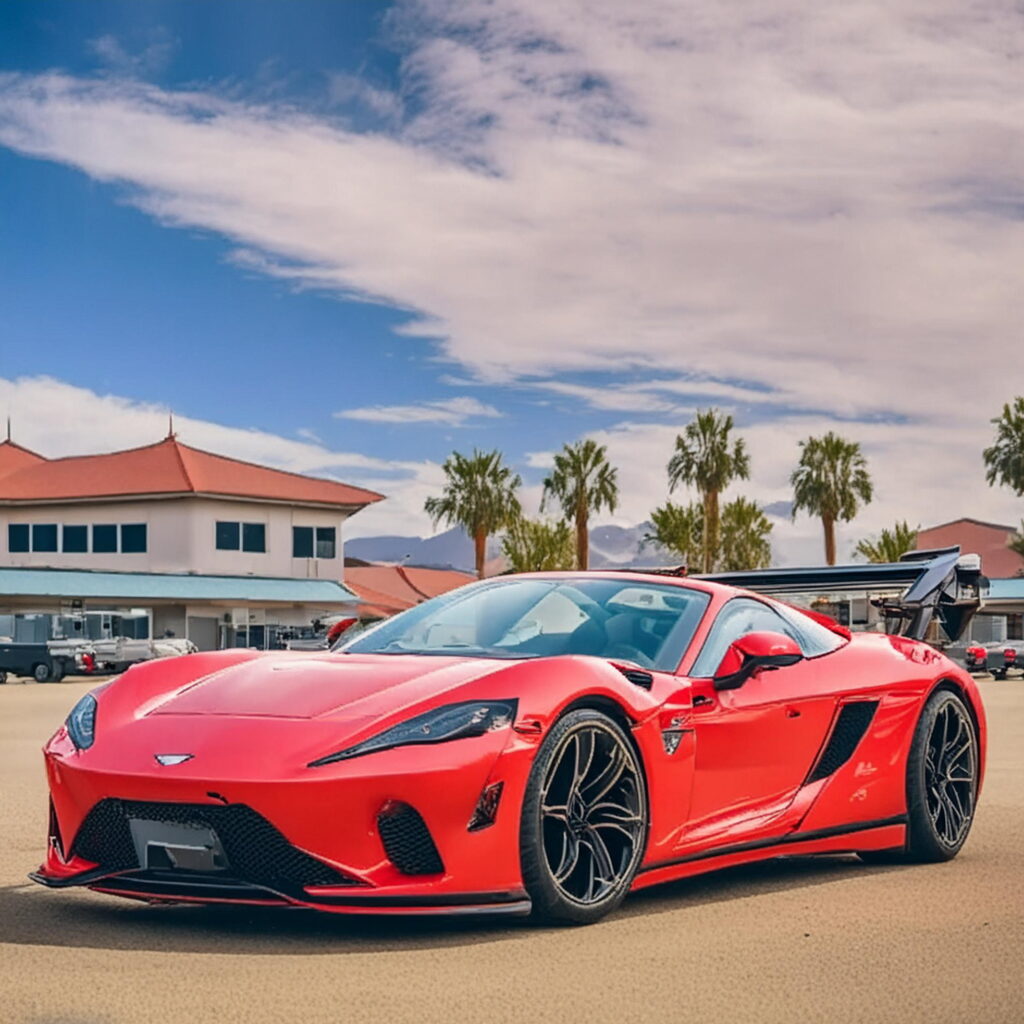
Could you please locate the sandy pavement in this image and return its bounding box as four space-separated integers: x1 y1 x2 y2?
1 677 1021 1024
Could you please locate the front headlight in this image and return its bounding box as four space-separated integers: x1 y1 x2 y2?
308 699 518 767
66 693 98 751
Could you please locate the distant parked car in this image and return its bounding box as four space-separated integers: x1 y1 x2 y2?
0 642 76 683
992 644 1019 680
965 644 988 673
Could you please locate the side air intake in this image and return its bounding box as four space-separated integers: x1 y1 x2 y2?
806 701 879 783
377 802 444 875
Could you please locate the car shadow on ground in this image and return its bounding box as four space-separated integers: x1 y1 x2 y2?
0 854 906 955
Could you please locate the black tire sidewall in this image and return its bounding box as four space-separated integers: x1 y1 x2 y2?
519 708 648 925
32 663 51 683
905 688 978 862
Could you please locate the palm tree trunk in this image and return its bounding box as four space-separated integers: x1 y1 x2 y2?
576 500 589 570
474 529 487 579
703 490 719 573
823 516 836 566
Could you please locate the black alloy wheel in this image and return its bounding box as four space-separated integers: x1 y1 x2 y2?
861 688 978 864
520 709 648 925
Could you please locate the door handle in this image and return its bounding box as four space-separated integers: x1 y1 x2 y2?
786 707 801 718
692 695 714 708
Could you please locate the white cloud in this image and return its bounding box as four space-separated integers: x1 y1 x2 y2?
0 1 1021 559
334 396 501 425
88 31 177 77
0 375 441 539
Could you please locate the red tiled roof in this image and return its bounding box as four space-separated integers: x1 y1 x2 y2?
344 565 475 619
0 440 47 479
917 518 1024 580
0 436 384 509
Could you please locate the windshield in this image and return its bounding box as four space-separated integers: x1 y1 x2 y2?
340 577 710 671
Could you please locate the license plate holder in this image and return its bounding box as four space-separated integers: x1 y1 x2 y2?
128 818 229 872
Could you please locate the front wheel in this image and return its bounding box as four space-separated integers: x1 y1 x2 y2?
32 662 52 683
861 688 978 864
520 709 648 925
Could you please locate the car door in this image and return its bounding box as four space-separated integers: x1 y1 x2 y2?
681 598 841 843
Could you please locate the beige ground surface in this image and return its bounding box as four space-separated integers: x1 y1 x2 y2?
1 678 1021 1024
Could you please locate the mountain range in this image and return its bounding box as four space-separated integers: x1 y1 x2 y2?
346 523 674 573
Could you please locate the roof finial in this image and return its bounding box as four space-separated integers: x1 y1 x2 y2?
167 412 176 440
5 416 10 442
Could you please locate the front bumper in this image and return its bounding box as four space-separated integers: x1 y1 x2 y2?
34 723 537 915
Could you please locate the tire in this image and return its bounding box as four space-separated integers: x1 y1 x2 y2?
32 662 52 683
860 688 978 864
520 709 648 925
0 671 7 684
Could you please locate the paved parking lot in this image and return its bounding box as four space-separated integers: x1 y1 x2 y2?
1 677 1022 1024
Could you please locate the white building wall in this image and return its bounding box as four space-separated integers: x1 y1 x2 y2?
0 496 350 579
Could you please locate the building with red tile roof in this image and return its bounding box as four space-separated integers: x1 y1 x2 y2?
0 436 382 509
0 434 384 651
344 565 475 620
916 518 1023 580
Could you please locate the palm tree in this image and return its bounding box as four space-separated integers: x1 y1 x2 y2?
424 449 522 578
855 521 919 564
645 501 704 568
542 439 619 570
718 497 773 572
667 409 750 573
502 517 575 573
791 432 874 565
983 397 1024 496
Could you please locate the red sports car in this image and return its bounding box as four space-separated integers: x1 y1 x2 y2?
32 548 986 925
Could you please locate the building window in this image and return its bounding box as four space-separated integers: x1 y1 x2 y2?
217 521 265 553
32 524 58 553
316 527 337 559
8 524 29 553
293 526 313 558
93 524 118 553
63 525 88 553
121 523 147 554
216 521 241 551
242 523 266 553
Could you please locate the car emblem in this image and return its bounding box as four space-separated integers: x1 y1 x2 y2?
154 753 194 766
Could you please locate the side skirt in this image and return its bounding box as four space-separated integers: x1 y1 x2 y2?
631 817 907 892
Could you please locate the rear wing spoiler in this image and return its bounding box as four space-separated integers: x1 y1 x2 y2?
694 546 987 643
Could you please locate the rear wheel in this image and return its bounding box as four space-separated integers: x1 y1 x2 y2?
860 688 978 864
32 662 52 683
520 709 648 925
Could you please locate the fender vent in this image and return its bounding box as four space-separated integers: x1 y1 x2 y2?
615 666 653 690
806 701 879 783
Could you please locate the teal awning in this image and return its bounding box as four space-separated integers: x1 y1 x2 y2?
0 567 357 604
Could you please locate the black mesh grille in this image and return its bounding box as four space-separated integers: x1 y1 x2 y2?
377 802 444 875
70 799 358 891
807 701 879 783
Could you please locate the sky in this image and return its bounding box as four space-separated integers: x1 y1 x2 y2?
0 0 1021 562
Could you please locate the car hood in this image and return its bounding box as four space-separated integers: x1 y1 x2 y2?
146 652 514 721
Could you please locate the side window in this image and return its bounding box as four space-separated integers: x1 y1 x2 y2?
690 598 800 677
773 603 845 658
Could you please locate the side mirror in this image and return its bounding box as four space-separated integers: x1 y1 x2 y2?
713 631 804 691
